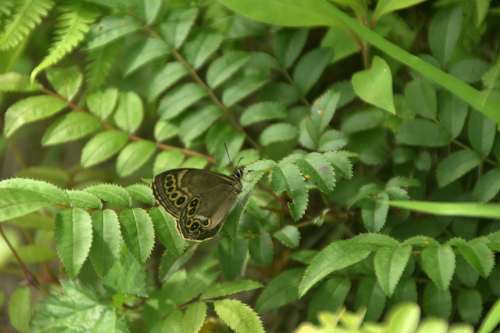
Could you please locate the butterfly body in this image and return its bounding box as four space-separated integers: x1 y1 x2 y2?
152 167 243 241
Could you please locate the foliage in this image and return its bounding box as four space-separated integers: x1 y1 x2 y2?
1 0 500 332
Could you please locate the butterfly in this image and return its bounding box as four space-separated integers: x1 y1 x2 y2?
152 167 244 241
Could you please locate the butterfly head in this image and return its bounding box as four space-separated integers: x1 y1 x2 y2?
232 166 244 181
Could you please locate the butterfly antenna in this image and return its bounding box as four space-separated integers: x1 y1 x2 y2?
224 142 234 166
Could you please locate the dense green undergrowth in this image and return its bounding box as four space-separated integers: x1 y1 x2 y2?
0 0 500 332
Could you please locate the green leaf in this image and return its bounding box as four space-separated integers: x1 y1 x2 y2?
154 150 185 175
0 177 66 204
308 277 351 320
293 48 332 95
450 58 490 83
396 119 450 147
17 244 56 263
141 0 162 24
104 247 146 296
123 38 169 76
386 303 420 333
0 72 40 92
65 190 102 209
201 279 263 300
85 183 131 208
149 207 185 258
86 87 118 120
313 89 340 132
214 299 265 333
158 83 207 120
299 240 372 297
405 79 437 120
389 200 500 219
114 91 144 134
436 149 481 187
217 236 248 280
478 299 500 333
8 287 31 333
473 168 500 202
222 74 268 107
428 6 462 66
439 92 468 139
256 268 302 312
46 66 82 100
390 278 418 305
274 29 308 68
457 289 482 324
353 232 400 248
273 225 300 248
183 302 207 333
154 120 179 142
355 277 387 322
116 140 156 177
374 245 412 296
184 31 223 69
81 130 128 167
160 8 198 48
55 208 93 278
87 16 141 50
260 123 298 146
423 283 452 319
31 281 117 332
4 95 67 137
296 152 336 194
374 0 427 21
207 51 251 88
179 106 223 144
456 239 495 277
119 208 155 263
0 188 51 222
279 162 308 221
352 56 395 114
240 102 287 126
420 244 455 290
362 192 390 232
147 62 188 102
89 210 122 277
467 111 496 157
42 112 101 146
126 184 155 206
249 231 274 266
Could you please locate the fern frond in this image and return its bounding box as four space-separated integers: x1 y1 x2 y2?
85 43 119 91
31 3 100 81
0 0 16 19
0 0 54 50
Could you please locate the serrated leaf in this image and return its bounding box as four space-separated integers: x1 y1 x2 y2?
89 209 122 276
8 287 31 333
4 95 67 137
84 183 131 207
42 112 101 145
222 74 268 107
153 150 185 175
256 268 302 312
396 119 451 147
299 240 372 297
147 62 187 102
260 123 298 146
160 8 198 48
296 152 336 194
456 239 495 277
207 51 251 88
353 233 400 248
473 168 500 202
149 207 185 258
116 140 156 177
87 16 141 50
65 190 102 209
273 225 300 248
114 91 144 133
355 277 387 321
324 151 354 179
86 87 118 120
201 279 262 300
183 302 206 333
0 178 66 204
81 130 128 167
103 247 146 296
420 244 455 290
126 184 155 206
119 208 154 263
374 245 412 296
184 31 223 69
46 66 82 100
179 106 223 144
436 149 481 188
280 162 308 221
293 48 332 95
240 102 287 126
55 208 93 278
158 83 207 120
308 277 351 320
352 56 395 114
123 37 169 76
214 299 265 333
274 29 308 68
